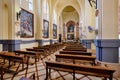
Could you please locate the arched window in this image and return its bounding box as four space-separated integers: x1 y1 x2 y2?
29 0 33 11
53 10 57 23
20 0 33 11
43 0 49 20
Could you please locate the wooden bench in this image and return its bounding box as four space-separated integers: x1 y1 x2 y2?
14 50 39 61
65 46 86 49
60 51 92 56
33 43 64 55
0 65 4 80
26 48 46 60
63 48 87 52
14 50 39 80
33 47 51 56
45 61 115 80
0 52 28 69
55 54 96 65
0 52 29 78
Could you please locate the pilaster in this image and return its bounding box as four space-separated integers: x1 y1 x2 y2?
94 39 120 63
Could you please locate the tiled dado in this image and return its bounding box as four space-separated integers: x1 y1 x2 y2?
94 39 120 63
0 39 58 52
81 39 93 49
1 40 21 52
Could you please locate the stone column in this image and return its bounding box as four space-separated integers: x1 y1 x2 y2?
36 0 44 46
49 0 53 44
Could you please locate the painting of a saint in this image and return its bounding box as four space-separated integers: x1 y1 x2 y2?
43 20 49 38
67 34 74 40
67 24 74 33
20 8 34 38
53 24 57 39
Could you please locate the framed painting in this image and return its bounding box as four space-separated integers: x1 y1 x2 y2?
20 8 34 38
67 34 74 40
53 24 57 39
67 24 74 33
43 19 49 38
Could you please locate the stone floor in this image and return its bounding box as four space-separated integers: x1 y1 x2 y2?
1 49 120 80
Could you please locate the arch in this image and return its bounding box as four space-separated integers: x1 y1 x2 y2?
53 0 81 22
66 20 75 27
54 0 81 14
58 5 80 19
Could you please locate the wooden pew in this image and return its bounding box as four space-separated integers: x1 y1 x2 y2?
14 50 39 80
33 47 51 56
63 48 87 52
65 46 86 49
26 48 46 60
33 43 64 55
14 50 39 61
45 61 115 80
55 54 96 65
0 65 4 80
0 52 29 77
60 51 92 56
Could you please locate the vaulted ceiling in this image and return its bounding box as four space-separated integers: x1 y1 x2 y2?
53 0 81 17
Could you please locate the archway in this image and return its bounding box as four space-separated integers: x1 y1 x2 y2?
60 6 79 42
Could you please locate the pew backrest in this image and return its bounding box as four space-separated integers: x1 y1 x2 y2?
55 54 96 65
63 49 87 52
46 61 115 80
60 51 92 56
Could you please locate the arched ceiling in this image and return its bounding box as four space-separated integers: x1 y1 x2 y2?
53 0 81 17
63 6 75 12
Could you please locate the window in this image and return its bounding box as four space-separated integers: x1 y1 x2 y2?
19 0 33 11
53 10 57 23
29 0 33 11
43 0 49 20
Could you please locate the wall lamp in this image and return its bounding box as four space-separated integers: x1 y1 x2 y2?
16 11 21 21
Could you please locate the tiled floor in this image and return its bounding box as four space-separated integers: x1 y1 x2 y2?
2 49 120 80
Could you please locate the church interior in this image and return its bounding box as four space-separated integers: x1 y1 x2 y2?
0 0 120 80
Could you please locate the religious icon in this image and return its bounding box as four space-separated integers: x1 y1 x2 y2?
20 8 34 38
